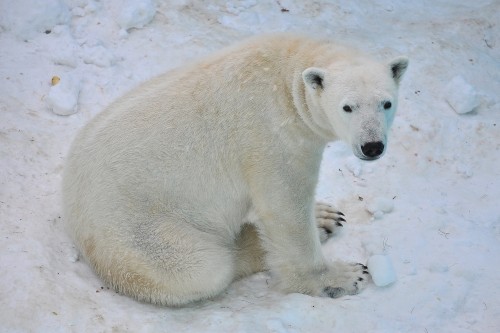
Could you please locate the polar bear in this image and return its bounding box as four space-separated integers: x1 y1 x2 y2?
63 34 408 306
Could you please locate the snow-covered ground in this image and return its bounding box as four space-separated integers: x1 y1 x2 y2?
1 0 499 332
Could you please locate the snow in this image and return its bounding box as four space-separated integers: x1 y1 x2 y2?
0 0 71 40
116 0 157 32
47 74 81 116
1 0 499 332
367 255 397 287
366 197 395 219
444 75 480 114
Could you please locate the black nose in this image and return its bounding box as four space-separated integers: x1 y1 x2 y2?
361 141 384 158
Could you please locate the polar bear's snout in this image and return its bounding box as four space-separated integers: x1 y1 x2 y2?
360 141 384 160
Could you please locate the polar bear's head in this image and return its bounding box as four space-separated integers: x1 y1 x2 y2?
302 56 408 160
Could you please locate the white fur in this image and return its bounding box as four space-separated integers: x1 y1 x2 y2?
62 34 408 306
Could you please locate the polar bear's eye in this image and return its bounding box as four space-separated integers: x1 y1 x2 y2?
383 101 392 110
343 105 352 113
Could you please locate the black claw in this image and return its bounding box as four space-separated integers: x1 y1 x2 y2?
337 212 345 216
358 277 364 281
336 222 343 227
324 228 333 234
361 265 368 269
363 270 369 275
336 217 346 222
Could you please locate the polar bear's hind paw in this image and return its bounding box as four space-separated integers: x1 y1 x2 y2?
321 262 370 298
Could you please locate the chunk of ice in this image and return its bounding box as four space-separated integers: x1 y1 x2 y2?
367 255 397 287
366 197 394 219
444 76 480 114
47 74 81 116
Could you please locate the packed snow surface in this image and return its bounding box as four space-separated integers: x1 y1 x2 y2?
1 1 499 332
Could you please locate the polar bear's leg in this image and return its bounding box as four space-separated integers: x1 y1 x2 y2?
234 223 267 278
232 202 346 278
93 217 237 306
315 202 346 243
245 166 370 298
232 201 344 278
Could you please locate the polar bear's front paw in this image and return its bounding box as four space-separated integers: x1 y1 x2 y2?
320 262 370 298
315 202 346 243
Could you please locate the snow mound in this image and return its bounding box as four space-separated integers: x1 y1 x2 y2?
345 156 363 177
444 75 480 114
366 197 394 219
0 0 70 40
117 0 157 31
367 255 397 287
46 73 81 116
82 44 116 68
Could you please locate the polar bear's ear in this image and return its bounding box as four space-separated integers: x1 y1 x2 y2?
303 67 326 90
389 56 409 84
